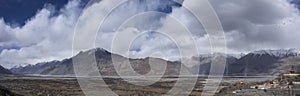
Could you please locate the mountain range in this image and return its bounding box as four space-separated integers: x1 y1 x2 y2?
10 48 300 76
187 49 299 76
11 48 186 76
0 65 11 75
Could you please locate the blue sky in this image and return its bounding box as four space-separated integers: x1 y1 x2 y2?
0 0 180 26
0 0 70 26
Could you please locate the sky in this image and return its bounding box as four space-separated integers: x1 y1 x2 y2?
0 0 300 68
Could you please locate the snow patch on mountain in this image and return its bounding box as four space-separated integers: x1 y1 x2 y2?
251 49 299 58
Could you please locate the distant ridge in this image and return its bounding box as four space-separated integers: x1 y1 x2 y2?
11 48 300 76
251 48 298 58
11 61 61 75
11 48 187 76
186 49 299 76
0 65 12 75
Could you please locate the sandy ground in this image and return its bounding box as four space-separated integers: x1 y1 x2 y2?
0 75 276 96
0 75 206 96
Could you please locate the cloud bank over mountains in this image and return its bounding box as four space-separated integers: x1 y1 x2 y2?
0 0 81 68
0 0 300 68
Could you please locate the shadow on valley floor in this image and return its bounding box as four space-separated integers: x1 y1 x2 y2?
0 85 22 96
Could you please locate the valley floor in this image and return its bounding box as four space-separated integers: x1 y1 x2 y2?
0 75 276 96
0 76 207 96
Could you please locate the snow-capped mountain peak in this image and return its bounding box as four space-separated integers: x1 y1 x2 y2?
251 48 298 58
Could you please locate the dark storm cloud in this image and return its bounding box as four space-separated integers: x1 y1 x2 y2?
290 0 300 10
210 0 290 31
208 0 300 52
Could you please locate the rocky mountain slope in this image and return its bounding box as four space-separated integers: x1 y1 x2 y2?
227 49 299 76
269 55 300 75
251 49 298 58
11 61 61 74
11 48 187 76
11 48 300 76
0 65 11 75
183 55 238 75
184 49 299 76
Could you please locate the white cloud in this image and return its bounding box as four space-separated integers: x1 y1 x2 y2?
0 0 182 68
0 0 81 68
1 0 300 68
121 0 300 60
